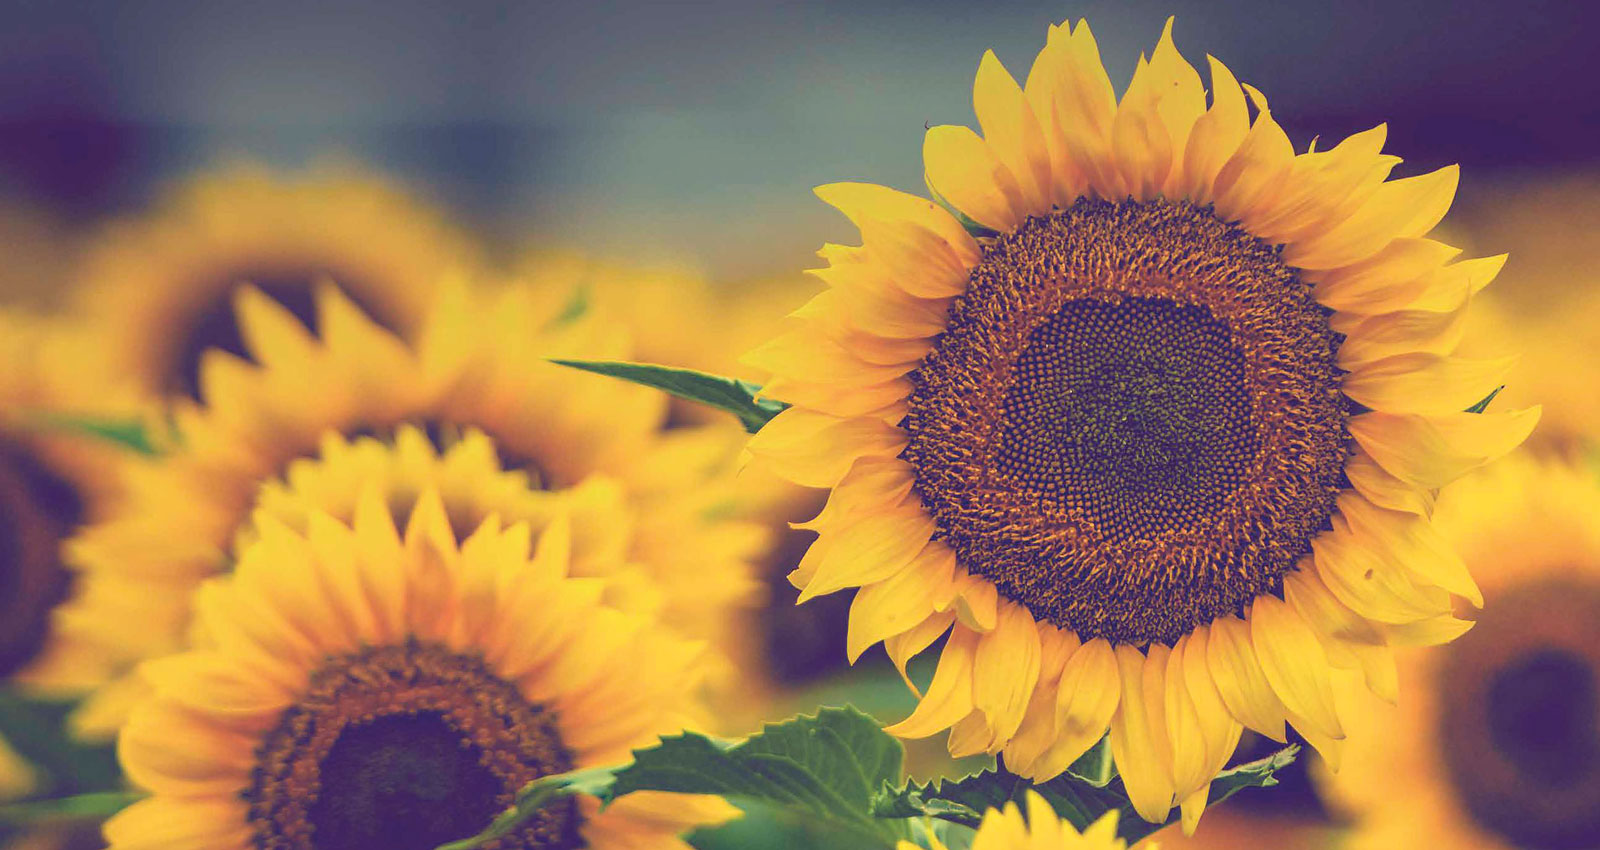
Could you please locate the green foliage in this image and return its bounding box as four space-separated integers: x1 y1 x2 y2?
0 691 121 799
439 707 906 850
549 360 789 433
0 791 142 826
16 412 159 455
1465 385 1504 414
437 706 1299 850
876 743 1299 844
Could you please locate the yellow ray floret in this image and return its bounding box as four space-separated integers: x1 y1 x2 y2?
104 487 737 850
901 792 1132 850
57 276 763 738
744 17 1538 831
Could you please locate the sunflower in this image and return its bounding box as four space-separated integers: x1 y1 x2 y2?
1322 453 1600 850
71 162 482 398
901 792 1130 850
744 17 1539 831
1448 170 1600 449
58 278 763 738
103 485 738 850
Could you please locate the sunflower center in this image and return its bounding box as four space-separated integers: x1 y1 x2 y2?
248 642 581 850
171 271 392 400
1439 577 1600 849
0 440 82 677
998 296 1255 540
905 198 1347 645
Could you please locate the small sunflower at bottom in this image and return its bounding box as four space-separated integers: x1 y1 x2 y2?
57 277 762 738
903 793 1134 850
1322 452 1600 850
103 486 737 850
71 161 483 399
744 16 1539 832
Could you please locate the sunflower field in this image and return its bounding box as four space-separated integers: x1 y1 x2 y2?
1 4 1596 850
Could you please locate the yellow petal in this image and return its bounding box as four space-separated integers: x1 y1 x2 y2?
745 407 907 488
1176 55 1248 200
1049 21 1121 197
846 542 957 662
1284 165 1459 270
1210 86 1294 225
885 610 957 691
796 503 936 602
972 602 1043 749
1108 644 1175 824
1379 613 1475 646
1311 519 1453 625
1283 569 1397 702
1110 56 1173 201
924 124 1024 232
1310 237 1462 312
1341 352 1515 415
814 182 978 297
974 49 1053 214
1337 492 1481 606
1204 615 1288 741
1028 637 1121 779
1248 597 1344 741
1349 407 1541 489
885 626 979 739
1147 18 1206 196
1344 449 1435 516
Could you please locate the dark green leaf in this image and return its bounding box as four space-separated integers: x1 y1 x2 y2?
1465 385 1503 414
0 791 142 825
876 744 1299 843
0 691 122 798
1065 735 1114 786
17 412 159 455
549 360 789 433
926 183 998 239
438 707 904 850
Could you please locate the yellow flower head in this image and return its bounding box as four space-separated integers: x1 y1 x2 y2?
745 17 1539 832
901 793 1130 850
1325 452 1600 850
103 486 737 850
72 162 483 399
59 277 764 737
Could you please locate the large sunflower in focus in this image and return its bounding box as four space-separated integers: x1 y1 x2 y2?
1323 453 1600 850
745 18 1539 831
59 277 763 737
72 162 482 398
105 486 736 850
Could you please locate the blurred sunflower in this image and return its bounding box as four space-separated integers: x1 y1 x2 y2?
745 17 1539 831
71 162 482 398
903 792 1129 850
59 277 763 738
104 486 737 850
1448 171 1600 449
1323 453 1600 850
0 310 149 799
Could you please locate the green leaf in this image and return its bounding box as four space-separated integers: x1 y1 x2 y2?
549 360 789 434
0 691 122 798
1465 385 1503 414
0 791 142 825
17 412 159 455
926 183 998 239
1065 735 1114 786
875 744 1299 843
438 707 904 850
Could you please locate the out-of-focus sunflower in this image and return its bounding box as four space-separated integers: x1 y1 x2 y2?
1447 171 1600 449
71 162 483 399
0 309 150 802
902 792 1130 850
1323 453 1600 850
104 486 737 850
58 277 763 738
745 17 1538 832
